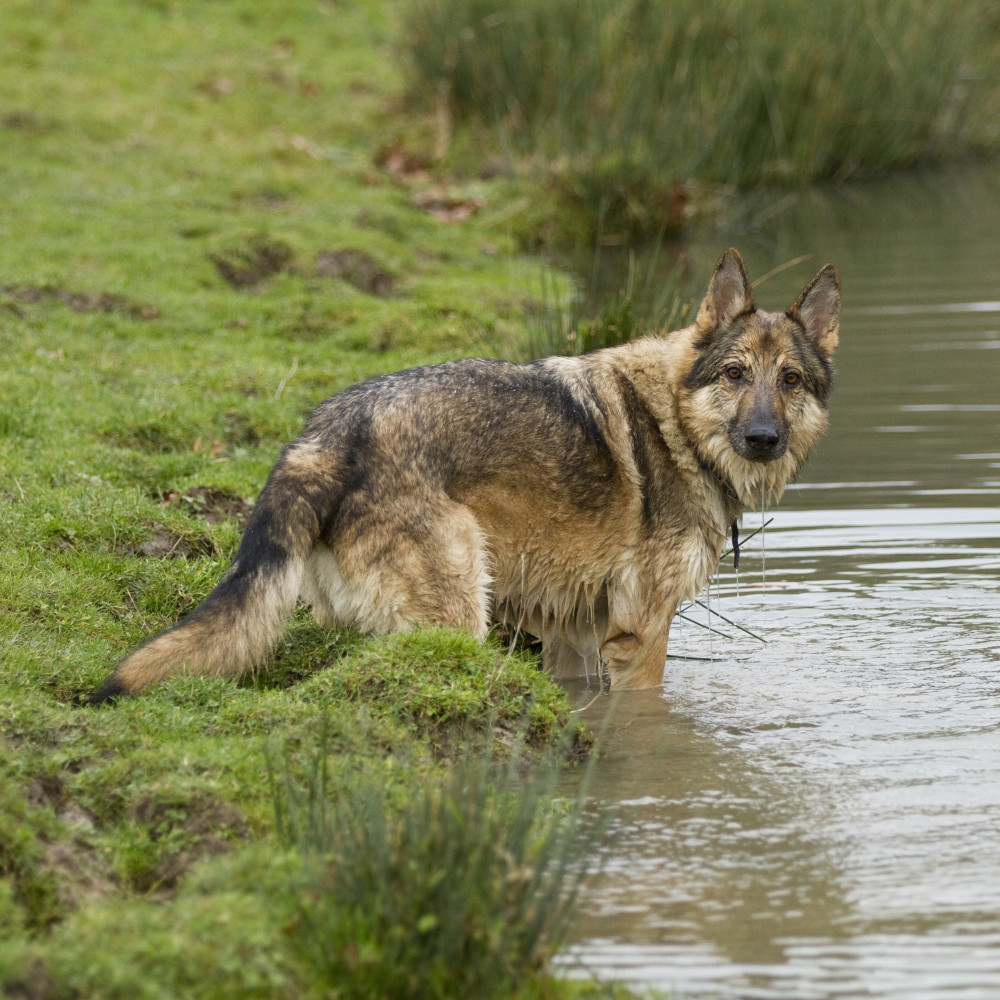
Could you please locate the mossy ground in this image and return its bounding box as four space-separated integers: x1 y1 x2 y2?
0 2 624 997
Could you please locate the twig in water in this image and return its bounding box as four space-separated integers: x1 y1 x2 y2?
675 609 734 641
720 517 774 563
693 599 767 643
570 691 605 715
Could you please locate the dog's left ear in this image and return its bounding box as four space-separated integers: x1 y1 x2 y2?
788 264 841 360
696 248 755 337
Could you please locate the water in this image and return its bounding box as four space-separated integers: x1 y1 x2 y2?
560 164 1000 998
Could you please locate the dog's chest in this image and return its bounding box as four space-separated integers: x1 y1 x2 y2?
666 487 733 603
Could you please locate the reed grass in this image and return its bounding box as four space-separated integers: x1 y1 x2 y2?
404 0 998 237
493 237 697 361
271 728 606 1000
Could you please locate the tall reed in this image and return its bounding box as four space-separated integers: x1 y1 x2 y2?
507 254 695 362
404 0 995 235
271 728 606 1000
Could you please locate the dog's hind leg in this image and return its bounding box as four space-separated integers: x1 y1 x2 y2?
327 499 492 638
299 544 345 627
397 501 492 637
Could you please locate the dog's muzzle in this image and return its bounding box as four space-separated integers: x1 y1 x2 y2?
733 420 787 463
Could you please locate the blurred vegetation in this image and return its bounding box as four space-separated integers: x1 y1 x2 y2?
272 729 607 1000
403 0 1000 239
492 242 695 362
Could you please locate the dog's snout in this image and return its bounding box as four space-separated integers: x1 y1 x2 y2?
735 413 786 462
744 423 780 450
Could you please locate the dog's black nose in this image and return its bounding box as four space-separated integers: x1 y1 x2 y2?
745 424 780 450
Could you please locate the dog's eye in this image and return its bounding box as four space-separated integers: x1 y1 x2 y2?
725 366 743 380
783 371 800 386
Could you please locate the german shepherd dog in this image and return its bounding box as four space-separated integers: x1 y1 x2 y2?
90 249 839 703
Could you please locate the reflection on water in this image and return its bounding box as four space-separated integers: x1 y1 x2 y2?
561 164 1000 999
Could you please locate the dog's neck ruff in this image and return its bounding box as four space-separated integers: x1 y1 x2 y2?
697 456 741 505
692 458 745 569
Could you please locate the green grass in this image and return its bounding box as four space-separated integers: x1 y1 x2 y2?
0 704 607 1000
0 2 638 997
403 0 1000 239
494 240 696 362
271 730 607 1000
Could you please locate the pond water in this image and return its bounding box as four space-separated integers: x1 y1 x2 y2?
560 164 1000 999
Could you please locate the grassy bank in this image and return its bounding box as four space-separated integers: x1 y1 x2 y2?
15 0 987 993
403 0 1000 239
0 1 644 996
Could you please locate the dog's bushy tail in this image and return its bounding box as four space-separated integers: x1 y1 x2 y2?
89 444 331 704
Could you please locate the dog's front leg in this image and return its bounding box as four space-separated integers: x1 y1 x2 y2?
600 614 671 690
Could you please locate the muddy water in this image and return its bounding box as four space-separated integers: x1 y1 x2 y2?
560 165 1000 998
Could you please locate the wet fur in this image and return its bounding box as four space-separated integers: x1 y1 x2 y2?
90 249 840 702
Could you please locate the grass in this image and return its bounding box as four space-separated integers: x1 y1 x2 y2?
493 239 697 362
0 2 640 997
0 713 610 1000
271 729 607 1000
402 0 1000 239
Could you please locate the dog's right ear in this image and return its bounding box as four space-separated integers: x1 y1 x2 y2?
696 248 755 337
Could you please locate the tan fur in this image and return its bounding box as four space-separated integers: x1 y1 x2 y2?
91 249 840 702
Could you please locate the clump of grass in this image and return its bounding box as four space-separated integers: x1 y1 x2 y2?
289 627 587 755
404 0 998 238
0 773 66 933
496 239 697 362
271 728 605 1000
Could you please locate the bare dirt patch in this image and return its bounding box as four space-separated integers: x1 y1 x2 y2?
2 284 159 319
158 486 253 524
127 488 251 559
131 530 204 559
316 248 394 297
24 774 117 919
209 234 294 289
126 792 250 891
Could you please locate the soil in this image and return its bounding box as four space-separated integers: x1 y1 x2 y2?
315 248 393 297
208 235 294 289
2 284 159 319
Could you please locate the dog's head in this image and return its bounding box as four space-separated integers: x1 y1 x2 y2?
680 248 841 503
